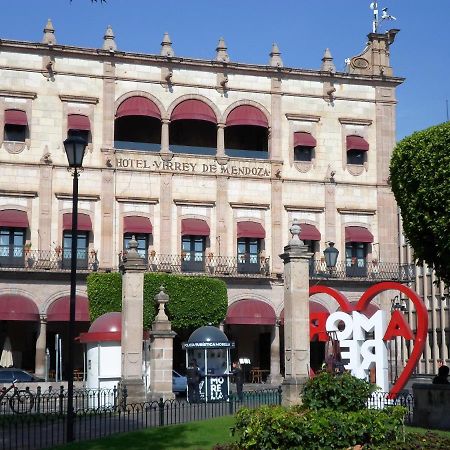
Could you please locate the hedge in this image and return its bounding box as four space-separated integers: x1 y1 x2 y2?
86 272 228 329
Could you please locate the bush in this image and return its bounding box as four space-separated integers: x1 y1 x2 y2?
232 405 406 449
302 371 377 412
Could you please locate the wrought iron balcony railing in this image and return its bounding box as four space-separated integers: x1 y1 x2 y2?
309 260 416 282
0 249 99 272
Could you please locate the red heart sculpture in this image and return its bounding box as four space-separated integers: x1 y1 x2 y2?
309 282 428 398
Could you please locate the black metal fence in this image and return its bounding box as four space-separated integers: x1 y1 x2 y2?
0 387 282 450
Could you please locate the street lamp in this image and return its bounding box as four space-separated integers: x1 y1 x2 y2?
63 136 87 442
390 295 408 383
323 242 339 272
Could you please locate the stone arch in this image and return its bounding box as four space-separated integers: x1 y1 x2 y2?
114 91 166 119
167 94 221 123
222 100 271 127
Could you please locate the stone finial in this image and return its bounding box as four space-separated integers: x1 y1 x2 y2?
154 286 169 321
215 38 230 63
121 235 147 271
269 43 283 67
161 32 175 58
321 48 336 73
288 219 303 247
42 19 56 46
103 25 117 52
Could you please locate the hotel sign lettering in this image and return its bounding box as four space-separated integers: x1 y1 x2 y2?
115 156 271 178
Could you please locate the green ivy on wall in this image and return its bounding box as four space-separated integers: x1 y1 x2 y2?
87 272 228 329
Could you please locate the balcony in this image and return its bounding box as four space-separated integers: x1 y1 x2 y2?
0 249 99 272
309 260 416 283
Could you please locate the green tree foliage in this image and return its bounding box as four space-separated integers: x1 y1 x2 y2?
86 272 228 329
302 371 376 412
390 122 450 284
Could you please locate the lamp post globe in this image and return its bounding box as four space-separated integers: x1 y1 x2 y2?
323 242 339 268
63 136 87 168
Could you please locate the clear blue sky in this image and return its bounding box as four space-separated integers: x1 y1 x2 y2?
1 0 449 140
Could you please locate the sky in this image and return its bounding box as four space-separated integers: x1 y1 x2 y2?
0 0 449 140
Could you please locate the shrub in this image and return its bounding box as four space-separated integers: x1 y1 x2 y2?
232 405 406 450
302 371 376 412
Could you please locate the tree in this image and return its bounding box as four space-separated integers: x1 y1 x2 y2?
390 121 450 284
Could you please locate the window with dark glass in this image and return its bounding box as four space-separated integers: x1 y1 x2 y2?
124 233 148 260
62 231 89 269
181 236 205 272
294 146 313 162
347 149 365 165
0 228 25 267
345 242 367 277
4 124 26 142
68 128 90 143
237 238 261 274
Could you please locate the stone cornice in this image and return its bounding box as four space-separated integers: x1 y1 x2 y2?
0 189 37 198
59 94 99 104
285 113 321 122
116 196 159 204
229 202 270 210
284 205 324 213
0 90 37 99
338 117 373 126
174 199 216 207
55 193 100 201
0 39 405 87
338 208 376 215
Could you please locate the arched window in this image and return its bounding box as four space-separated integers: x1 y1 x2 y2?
225 105 269 159
345 226 374 277
114 96 161 151
169 100 217 156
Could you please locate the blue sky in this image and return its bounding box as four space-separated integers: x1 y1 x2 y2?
1 0 448 139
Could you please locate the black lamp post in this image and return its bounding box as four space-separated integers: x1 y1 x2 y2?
323 242 339 273
63 136 87 442
390 295 408 383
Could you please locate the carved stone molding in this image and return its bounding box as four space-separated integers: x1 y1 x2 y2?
294 161 313 173
346 163 366 176
339 117 373 126
3 140 27 154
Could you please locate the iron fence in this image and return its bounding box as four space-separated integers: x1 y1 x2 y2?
367 391 414 424
0 386 282 450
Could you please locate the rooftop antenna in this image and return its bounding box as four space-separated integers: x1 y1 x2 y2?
370 2 397 33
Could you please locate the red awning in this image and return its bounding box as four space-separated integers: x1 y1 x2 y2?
0 295 39 321
63 213 92 231
280 301 329 324
181 218 210 236
4 109 27 126
47 296 90 322
171 100 217 123
300 224 321 241
226 299 276 325
294 132 316 148
226 105 268 128
116 96 161 120
237 221 265 239
0 209 29 228
123 216 153 234
68 114 90 131
345 226 374 243
346 135 369 152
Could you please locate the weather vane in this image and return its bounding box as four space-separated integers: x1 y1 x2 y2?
370 2 397 33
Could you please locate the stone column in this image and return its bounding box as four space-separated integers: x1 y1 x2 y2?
280 219 312 406
217 123 225 157
120 237 147 403
34 316 47 378
268 321 283 385
149 286 176 400
160 118 171 158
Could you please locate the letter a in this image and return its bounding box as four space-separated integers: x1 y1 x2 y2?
383 310 414 341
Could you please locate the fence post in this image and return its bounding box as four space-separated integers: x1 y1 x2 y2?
228 393 234 415
277 385 282 405
36 386 41 414
158 398 164 427
121 385 128 411
113 385 118 411
59 385 65 416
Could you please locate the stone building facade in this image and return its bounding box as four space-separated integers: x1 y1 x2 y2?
1 21 426 384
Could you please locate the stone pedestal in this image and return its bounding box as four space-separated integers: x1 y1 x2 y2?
149 287 176 400
120 237 146 404
280 219 312 406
